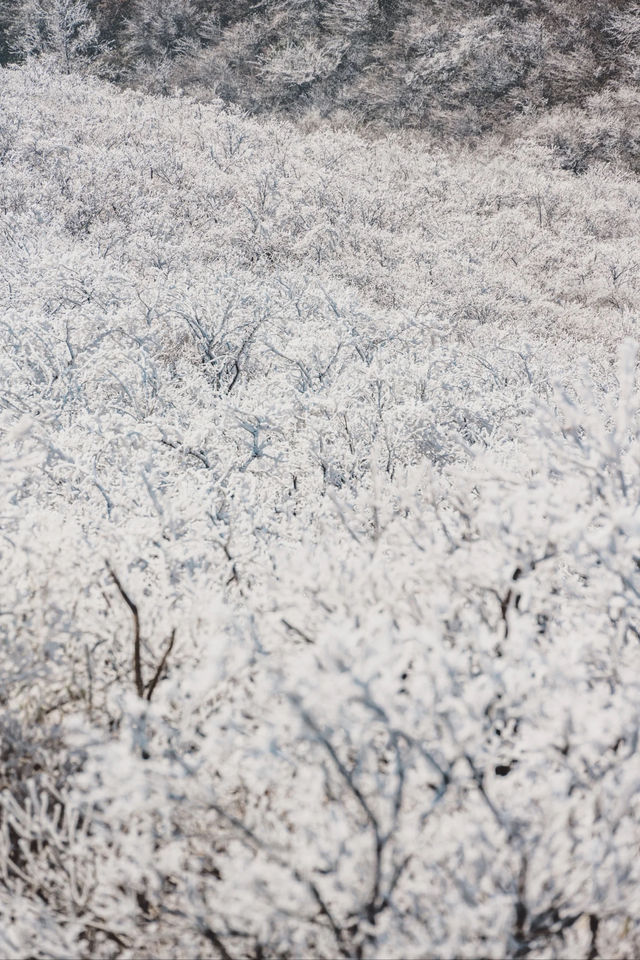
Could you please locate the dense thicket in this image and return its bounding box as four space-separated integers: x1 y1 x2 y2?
2 4 640 958
1 0 640 153
2 62 640 959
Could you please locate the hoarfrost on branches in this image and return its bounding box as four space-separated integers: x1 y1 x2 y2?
1 62 640 959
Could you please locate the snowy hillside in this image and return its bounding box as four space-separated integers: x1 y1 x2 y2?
2 63 640 959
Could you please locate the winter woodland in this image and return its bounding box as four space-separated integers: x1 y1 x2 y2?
2 3 640 959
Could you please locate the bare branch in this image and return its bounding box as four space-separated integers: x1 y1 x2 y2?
106 562 144 698
145 628 176 702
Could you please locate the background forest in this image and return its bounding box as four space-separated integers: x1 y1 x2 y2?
2 3 640 960
1 0 640 162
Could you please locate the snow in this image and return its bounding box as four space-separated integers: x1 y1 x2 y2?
1 61 640 958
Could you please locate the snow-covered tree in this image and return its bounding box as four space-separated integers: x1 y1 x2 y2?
11 0 100 72
1 58 640 957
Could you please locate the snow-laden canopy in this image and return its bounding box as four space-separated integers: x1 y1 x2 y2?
1 63 640 958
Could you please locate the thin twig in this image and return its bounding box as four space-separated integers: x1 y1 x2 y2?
106 562 143 697
145 628 176 702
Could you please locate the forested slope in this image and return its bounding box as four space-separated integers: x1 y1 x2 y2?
2 62 640 959
1 0 640 162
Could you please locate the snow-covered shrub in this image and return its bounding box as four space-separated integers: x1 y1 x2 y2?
1 63 640 958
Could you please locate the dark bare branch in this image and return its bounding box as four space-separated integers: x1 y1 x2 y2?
106 562 144 698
